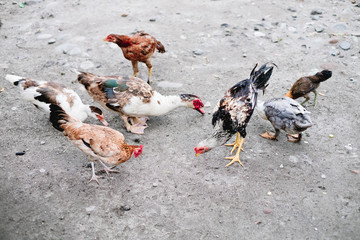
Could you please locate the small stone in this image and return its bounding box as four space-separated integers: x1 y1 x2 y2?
329 134 334 138
329 39 339 44
80 61 95 70
149 18 156 22
311 9 323 15
321 174 326 179
69 47 82 56
345 145 353 151
254 31 266 37
330 49 340 56
40 141 46 145
263 209 272 214
121 13 128 17
11 107 17 111
37 34 52 40
220 23 229 28
287 7 296 12
315 26 324 33
331 23 348 32
86 206 96 213
193 49 204 55
121 205 131 211
279 164 284 169
152 183 158 187
311 15 320 21
267 191 272 195
39 168 46 173
48 38 56 44
288 27 297 33
180 35 187 40
339 41 351 50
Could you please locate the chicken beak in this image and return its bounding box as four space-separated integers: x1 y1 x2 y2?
97 115 109 126
103 38 109 42
195 153 201 157
196 107 205 114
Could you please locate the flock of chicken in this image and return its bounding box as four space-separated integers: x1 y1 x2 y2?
6 31 332 184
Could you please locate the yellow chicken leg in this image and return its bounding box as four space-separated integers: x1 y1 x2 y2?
225 132 244 153
224 137 245 167
148 67 153 84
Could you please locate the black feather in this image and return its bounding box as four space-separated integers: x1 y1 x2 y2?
49 104 67 132
81 139 91 149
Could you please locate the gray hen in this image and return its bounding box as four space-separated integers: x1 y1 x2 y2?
256 97 312 142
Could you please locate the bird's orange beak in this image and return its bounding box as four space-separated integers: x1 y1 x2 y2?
103 38 109 42
195 152 201 157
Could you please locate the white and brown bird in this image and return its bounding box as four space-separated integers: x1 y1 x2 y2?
77 72 205 134
49 104 143 184
256 97 312 142
104 31 165 84
194 63 274 167
5 74 108 126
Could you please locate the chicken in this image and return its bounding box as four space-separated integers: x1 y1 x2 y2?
256 97 312 142
5 74 108 126
194 63 274 167
49 104 143 184
284 70 332 106
104 31 165 84
77 72 205 134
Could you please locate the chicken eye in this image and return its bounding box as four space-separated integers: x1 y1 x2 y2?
246 97 251 102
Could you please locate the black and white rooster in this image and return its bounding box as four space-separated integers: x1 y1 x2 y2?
194 63 275 167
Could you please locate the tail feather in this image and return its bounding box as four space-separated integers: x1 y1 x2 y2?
5 74 25 86
156 41 165 53
251 63 275 91
49 104 77 132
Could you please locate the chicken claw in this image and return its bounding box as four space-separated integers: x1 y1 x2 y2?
224 146 244 167
224 137 245 167
225 132 244 153
98 159 120 175
89 162 103 185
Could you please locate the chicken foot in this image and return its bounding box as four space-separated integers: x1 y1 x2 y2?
260 130 279 141
97 159 120 175
287 133 302 142
88 161 103 185
122 116 148 134
225 132 244 153
224 137 245 167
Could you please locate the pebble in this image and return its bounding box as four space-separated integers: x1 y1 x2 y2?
39 168 46 173
329 39 339 44
330 48 340 56
37 34 52 40
289 155 298 163
315 26 324 33
121 205 131 211
220 23 229 28
254 31 266 37
180 35 187 40
48 38 56 44
321 174 326 179
311 9 323 15
11 107 17 111
149 18 156 22
279 164 284 169
80 61 95 70
152 183 158 187
331 22 348 32
345 145 352 151
287 7 296 12
15 151 25 156
193 49 204 55
86 206 96 213
69 47 82 56
271 34 281 43
263 209 272 214
311 15 320 21
40 141 46 145
55 43 78 54
339 41 351 50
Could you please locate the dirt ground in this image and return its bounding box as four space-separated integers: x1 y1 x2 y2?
0 0 359 239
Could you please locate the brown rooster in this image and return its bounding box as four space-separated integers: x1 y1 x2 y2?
104 31 165 84
284 70 332 106
50 104 143 184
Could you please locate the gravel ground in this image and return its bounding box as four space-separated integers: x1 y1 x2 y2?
0 0 359 239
